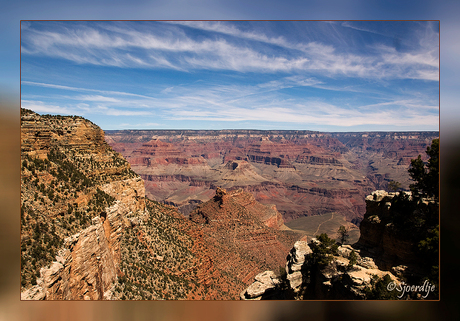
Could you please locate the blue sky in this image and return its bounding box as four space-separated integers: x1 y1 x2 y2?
20 20 439 131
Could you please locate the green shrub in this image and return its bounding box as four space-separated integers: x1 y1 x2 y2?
347 250 358 270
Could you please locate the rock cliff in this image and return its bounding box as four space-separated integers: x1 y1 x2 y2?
355 190 439 272
21 109 146 299
188 187 299 296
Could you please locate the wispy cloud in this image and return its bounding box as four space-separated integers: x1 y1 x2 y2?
21 99 153 117
22 81 156 99
119 122 163 128
21 100 75 115
358 99 438 111
21 21 439 80
76 95 121 102
22 75 438 129
170 21 294 49
169 103 438 128
104 108 153 116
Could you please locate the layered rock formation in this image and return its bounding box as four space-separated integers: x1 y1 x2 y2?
330 132 437 190
188 188 299 295
355 190 439 272
241 239 402 300
190 187 285 229
105 130 438 224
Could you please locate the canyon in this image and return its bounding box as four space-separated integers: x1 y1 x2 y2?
105 129 438 225
21 109 438 300
20 109 297 300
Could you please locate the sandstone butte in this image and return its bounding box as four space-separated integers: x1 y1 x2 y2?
105 129 439 226
20 109 297 300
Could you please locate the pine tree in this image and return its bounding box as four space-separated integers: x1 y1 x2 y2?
337 225 349 244
408 138 439 199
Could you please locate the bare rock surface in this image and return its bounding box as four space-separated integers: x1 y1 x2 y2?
240 271 280 300
241 239 401 300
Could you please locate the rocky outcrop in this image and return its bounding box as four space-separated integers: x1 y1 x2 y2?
239 270 281 300
241 239 401 300
190 187 285 230
241 188 439 300
22 211 121 300
20 109 146 300
21 110 107 159
285 240 312 291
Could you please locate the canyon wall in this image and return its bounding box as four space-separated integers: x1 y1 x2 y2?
21 110 438 300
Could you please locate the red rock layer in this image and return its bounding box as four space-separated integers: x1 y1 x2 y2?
188 187 298 295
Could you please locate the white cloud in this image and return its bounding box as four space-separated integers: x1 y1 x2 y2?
118 122 163 128
170 21 293 49
168 102 438 128
161 86 174 94
22 81 156 99
104 108 152 116
76 95 121 102
21 73 438 130
21 100 75 115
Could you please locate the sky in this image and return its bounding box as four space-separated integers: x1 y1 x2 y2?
20 20 439 131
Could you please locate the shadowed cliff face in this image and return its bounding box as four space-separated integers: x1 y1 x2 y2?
355 190 439 272
105 130 438 223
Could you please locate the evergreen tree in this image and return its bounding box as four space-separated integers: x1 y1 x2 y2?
408 138 439 199
337 225 349 244
347 250 358 270
388 180 401 192
311 233 338 268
